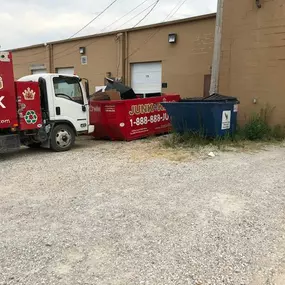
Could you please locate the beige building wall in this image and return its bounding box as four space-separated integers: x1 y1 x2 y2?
127 17 215 98
12 46 50 79
219 0 285 125
12 35 121 94
11 14 215 98
52 35 120 94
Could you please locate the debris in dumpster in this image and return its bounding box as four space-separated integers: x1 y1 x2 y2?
90 89 121 101
145 92 161 98
105 90 121 101
95 86 106 92
90 92 110 101
105 78 136 100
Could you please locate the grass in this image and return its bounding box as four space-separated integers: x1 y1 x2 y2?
162 132 251 151
162 106 285 151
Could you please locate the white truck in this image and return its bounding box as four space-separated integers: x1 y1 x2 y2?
0 51 94 153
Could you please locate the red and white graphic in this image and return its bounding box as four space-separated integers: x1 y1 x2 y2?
0 76 3 90
0 52 10 62
22 87 36 100
0 96 6 108
24 110 38 124
15 81 42 131
17 103 26 118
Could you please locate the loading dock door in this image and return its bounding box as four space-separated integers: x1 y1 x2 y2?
131 62 162 95
56 67 74 75
31 69 47 74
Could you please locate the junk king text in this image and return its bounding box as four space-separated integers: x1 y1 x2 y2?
0 96 6 108
129 102 165 116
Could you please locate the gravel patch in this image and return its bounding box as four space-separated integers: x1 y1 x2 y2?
0 137 285 285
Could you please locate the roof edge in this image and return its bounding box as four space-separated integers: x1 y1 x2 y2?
10 12 216 52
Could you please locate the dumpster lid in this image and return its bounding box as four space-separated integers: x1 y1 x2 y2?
203 93 238 101
181 93 239 103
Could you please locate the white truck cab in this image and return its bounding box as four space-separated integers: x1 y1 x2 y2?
18 73 94 151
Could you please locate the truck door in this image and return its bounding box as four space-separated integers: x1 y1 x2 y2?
52 76 89 132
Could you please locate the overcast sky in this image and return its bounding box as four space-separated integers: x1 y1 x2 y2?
1 0 217 50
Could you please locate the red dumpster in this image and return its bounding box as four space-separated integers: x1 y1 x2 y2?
90 94 180 141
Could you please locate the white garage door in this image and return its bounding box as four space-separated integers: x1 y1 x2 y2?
131 62 162 94
56 67 74 75
32 68 47 74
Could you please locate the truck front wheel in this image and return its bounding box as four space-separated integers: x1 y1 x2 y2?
50 124 75 152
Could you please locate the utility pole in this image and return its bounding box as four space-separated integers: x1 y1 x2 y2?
210 0 224 95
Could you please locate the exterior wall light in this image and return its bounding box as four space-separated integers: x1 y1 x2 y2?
79 47 86 55
256 0 262 8
168 33 177 44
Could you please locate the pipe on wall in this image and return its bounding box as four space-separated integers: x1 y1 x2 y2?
209 0 224 95
123 31 129 85
48 43 54 73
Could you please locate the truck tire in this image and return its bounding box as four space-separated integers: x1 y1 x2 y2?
50 124 75 152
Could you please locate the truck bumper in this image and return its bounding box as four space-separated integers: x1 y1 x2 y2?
88 125 95 134
0 134 21 153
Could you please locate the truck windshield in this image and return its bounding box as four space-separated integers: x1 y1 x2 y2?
53 76 83 104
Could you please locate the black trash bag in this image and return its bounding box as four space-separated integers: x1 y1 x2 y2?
105 78 136 100
145 92 161 98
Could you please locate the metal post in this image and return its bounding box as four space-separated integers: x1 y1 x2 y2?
210 0 224 95
48 43 53 73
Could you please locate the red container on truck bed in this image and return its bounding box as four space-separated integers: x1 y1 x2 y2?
0 53 18 128
90 94 180 141
0 52 43 131
15 81 43 131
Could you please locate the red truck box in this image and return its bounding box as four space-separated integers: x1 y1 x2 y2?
15 81 43 131
90 94 180 141
0 52 18 129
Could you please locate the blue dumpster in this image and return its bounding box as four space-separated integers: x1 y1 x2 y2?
161 94 239 137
